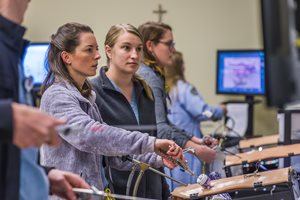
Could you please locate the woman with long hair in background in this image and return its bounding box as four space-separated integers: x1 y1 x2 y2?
164 51 226 189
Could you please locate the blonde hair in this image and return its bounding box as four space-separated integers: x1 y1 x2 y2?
104 24 153 101
165 51 186 90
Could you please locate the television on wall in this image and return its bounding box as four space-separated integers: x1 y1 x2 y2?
216 49 265 96
22 43 49 85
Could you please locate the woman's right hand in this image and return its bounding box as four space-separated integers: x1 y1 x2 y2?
154 139 185 168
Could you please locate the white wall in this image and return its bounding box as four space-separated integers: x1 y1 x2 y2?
23 0 278 135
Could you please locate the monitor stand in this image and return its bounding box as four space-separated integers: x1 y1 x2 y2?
245 96 254 137
244 95 262 137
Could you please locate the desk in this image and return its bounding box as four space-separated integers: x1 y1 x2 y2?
225 143 300 167
239 134 278 149
171 167 294 199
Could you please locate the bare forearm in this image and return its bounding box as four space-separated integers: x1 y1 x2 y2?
184 140 217 164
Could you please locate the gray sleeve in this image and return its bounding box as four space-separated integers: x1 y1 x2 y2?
108 153 164 170
137 68 193 148
40 89 156 156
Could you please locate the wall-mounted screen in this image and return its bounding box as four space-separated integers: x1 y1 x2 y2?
216 50 265 96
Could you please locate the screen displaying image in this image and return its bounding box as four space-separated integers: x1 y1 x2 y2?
216 50 265 95
23 43 49 85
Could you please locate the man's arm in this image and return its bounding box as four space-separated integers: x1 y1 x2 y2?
47 169 90 200
12 103 63 148
0 100 14 142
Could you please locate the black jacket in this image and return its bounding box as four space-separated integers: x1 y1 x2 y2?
91 67 170 199
0 15 27 200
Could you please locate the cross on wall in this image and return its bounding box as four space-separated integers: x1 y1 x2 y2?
153 4 167 22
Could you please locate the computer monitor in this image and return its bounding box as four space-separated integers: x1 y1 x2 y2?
216 50 265 96
22 43 49 85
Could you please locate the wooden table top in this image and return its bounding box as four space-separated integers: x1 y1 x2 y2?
171 167 291 199
225 143 300 166
239 134 278 149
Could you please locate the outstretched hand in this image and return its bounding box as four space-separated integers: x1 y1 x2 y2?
48 169 90 200
164 143 186 169
12 103 64 149
202 135 219 148
154 139 186 169
192 136 218 148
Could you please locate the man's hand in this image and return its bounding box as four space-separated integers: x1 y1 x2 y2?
48 169 90 200
12 103 64 148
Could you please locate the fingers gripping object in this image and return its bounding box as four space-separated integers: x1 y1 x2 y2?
158 150 195 176
202 135 216 147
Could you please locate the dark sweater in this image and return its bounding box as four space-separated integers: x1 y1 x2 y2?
0 15 27 200
91 67 170 199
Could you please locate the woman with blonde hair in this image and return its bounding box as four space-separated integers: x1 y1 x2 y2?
39 22 182 198
91 24 181 199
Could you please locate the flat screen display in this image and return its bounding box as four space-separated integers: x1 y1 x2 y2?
216 50 265 95
23 43 49 85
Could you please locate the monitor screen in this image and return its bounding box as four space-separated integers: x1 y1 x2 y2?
216 50 265 96
22 43 49 85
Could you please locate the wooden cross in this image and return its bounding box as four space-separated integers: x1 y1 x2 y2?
153 4 167 22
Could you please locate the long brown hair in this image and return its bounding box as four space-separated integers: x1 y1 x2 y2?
104 24 154 101
138 21 172 77
165 51 186 90
40 22 94 98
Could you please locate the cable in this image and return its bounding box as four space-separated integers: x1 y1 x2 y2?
125 163 138 196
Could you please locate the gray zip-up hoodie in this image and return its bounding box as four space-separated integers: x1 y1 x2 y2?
39 80 157 193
